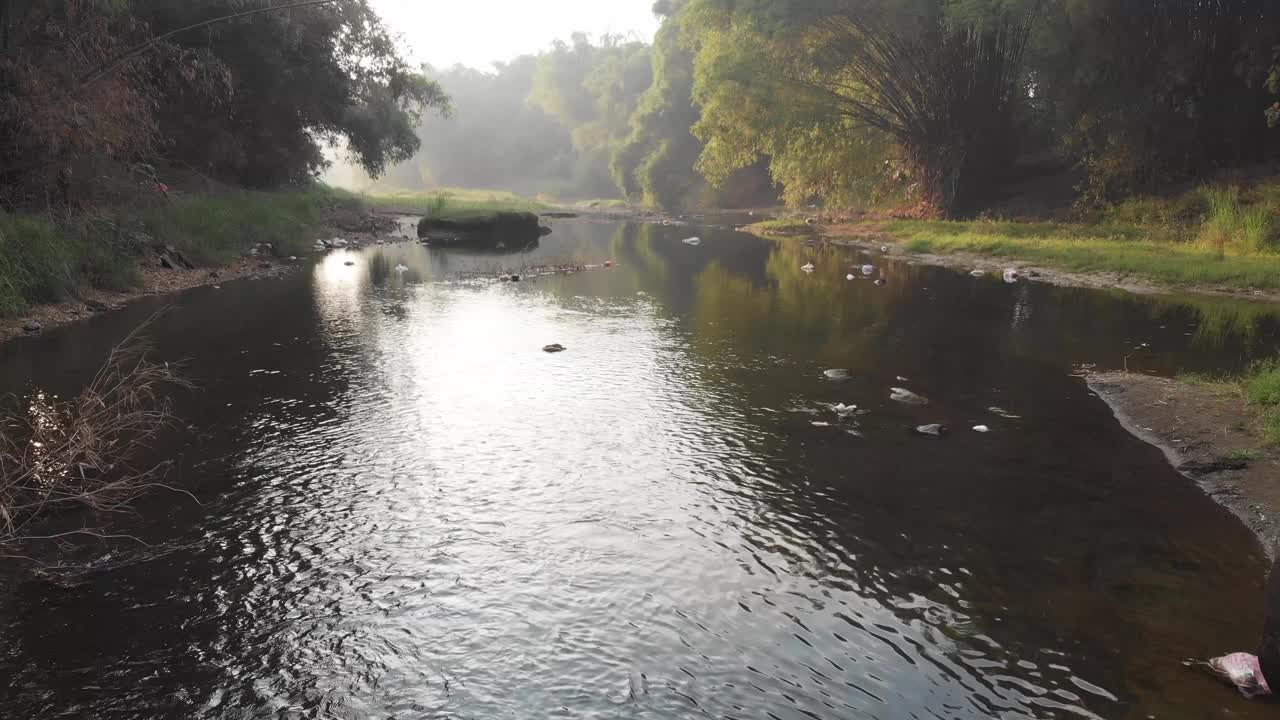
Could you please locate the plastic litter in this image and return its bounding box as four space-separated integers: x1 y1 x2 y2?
1003 268 1021 283
861 265 875 275
916 424 946 437
988 407 1022 419
802 262 816 273
1208 653 1272 698
847 274 856 281
890 387 929 405
543 344 566 353
824 369 853 381
970 270 985 277
682 237 701 245
973 425 991 433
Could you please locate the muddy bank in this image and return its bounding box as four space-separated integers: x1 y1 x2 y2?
1086 371 1280 558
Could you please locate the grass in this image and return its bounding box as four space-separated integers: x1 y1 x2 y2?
351 187 550 220
0 188 338 317
1197 358 1280 445
771 180 1280 291
743 217 816 239
1226 448 1265 462
884 216 1280 288
138 188 333 265
0 212 140 316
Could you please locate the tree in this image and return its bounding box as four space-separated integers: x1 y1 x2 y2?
134 0 447 187
684 0 1036 217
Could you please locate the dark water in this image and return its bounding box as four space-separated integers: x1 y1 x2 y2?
4 220 1280 719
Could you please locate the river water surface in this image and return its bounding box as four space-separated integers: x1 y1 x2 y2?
3 220 1280 719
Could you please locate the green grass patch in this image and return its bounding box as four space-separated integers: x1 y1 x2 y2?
743 217 815 239
1226 448 1264 462
0 212 141 316
0 188 337 317
138 189 332 265
883 218 1280 288
353 188 549 220
1243 359 1280 445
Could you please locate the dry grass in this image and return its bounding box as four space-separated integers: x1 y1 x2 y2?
0 321 191 543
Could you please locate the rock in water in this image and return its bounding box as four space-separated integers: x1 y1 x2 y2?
22 320 42 333
890 387 929 405
824 369 852 381
915 424 946 437
543 344 566 353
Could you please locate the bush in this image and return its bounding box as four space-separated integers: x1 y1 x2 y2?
0 329 190 542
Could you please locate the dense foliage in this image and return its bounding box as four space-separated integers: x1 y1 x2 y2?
0 0 447 206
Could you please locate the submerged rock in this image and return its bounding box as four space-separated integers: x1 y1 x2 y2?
890 387 929 405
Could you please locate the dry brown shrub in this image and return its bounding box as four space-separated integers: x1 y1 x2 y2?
0 322 191 542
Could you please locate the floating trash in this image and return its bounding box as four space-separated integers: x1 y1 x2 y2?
682 237 701 245
824 402 858 416
988 407 1022 419
916 424 946 437
802 262 816 273
394 263 409 273
812 421 832 428
880 246 889 253
1003 268 1021 283
890 387 929 405
973 425 991 433
874 279 886 286
344 261 355 267
896 376 910 383
861 265 875 275
543 344 566 353
847 274 856 281
824 369 852 381
970 270 986 277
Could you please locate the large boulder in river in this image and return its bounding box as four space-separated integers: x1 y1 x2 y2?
417 212 550 251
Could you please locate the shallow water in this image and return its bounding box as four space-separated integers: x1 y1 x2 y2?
3 221 1280 719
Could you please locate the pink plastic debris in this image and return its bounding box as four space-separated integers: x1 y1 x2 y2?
1209 653 1273 698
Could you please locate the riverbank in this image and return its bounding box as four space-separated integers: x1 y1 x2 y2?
1087 370 1280 558
0 188 406 345
745 181 1280 301
746 218 1280 302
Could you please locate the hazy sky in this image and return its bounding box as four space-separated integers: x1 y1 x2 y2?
369 0 662 70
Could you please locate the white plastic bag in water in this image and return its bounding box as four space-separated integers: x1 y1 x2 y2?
1209 653 1273 698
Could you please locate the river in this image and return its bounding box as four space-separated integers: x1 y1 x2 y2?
2 219 1280 719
